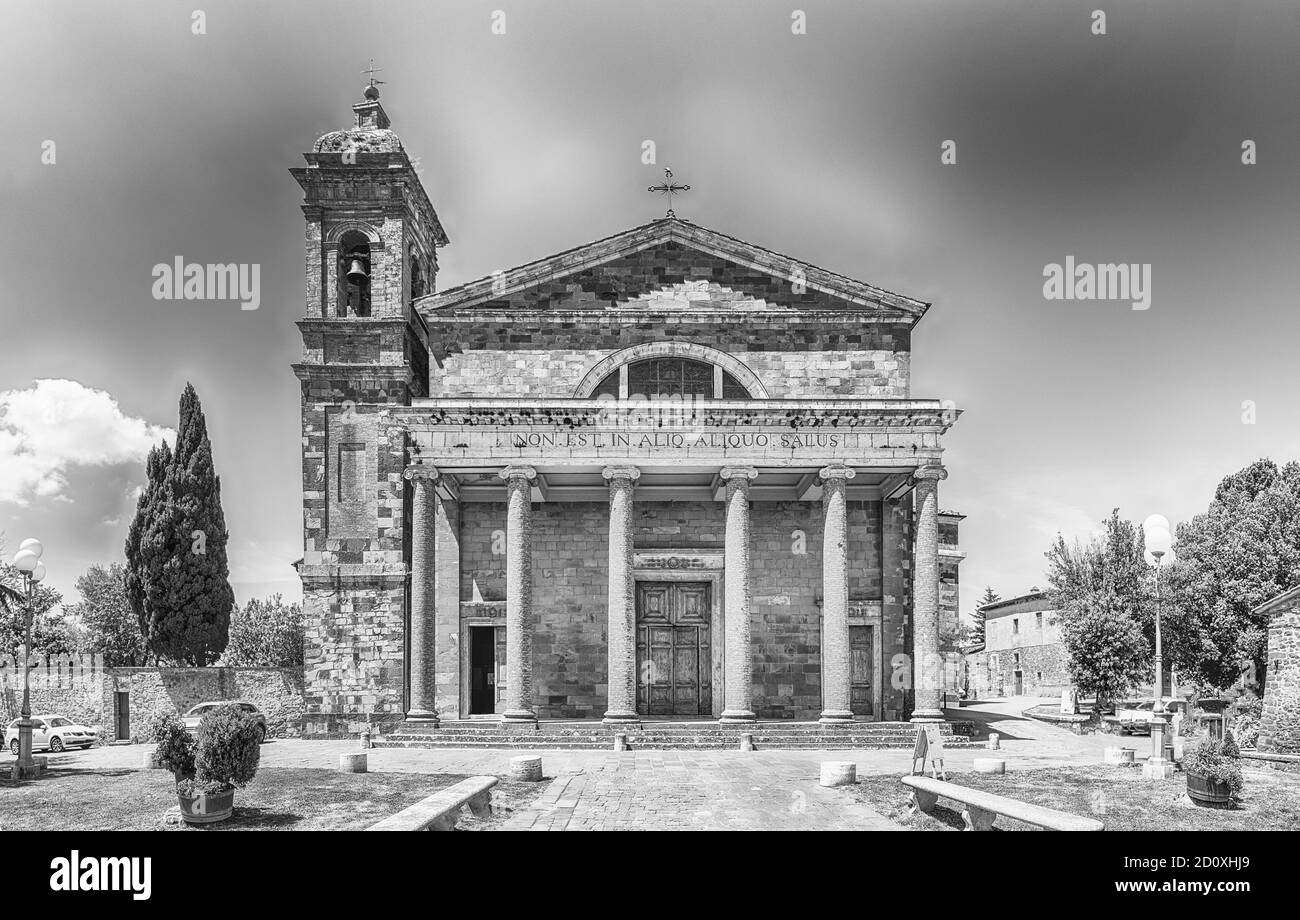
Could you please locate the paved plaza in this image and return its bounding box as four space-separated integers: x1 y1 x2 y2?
4 699 1151 830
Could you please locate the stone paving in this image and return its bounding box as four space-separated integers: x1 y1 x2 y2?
2 699 1152 831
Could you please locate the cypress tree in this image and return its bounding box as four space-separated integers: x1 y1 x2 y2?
125 384 234 665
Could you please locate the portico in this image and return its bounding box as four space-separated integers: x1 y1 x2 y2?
391 399 953 726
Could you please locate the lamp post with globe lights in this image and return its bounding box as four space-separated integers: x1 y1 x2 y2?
10 538 48 779
1142 517 1175 780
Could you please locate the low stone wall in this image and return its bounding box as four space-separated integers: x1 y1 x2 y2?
108 668 305 741
0 656 304 741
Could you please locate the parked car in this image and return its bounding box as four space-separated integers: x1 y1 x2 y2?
5 715 99 754
182 701 268 743
1117 698 1187 735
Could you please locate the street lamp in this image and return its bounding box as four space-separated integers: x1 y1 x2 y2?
11 537 47 780
1143 519 1174 780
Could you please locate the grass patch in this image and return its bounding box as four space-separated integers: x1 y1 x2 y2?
1 766 544 831
847 764 1300 831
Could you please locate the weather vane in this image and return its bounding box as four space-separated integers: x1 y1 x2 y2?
362 59 386 90
648 167 691 218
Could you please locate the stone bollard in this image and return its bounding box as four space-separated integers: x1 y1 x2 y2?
973 757 1006 775
986 732 1000 751
740 732 755 752
339 751 368 774
1104 746 1135 765
142 749 162 770
359 730 371 750
614 733 628 752
510 755 544 782
819 761 857 787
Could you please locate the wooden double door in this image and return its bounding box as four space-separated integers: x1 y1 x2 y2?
636 581 712 716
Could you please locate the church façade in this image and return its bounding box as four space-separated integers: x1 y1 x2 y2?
291 85 964 738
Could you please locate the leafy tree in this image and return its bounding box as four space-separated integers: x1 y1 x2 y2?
973 586 1000 642
1167 459 1300 690
65 563 148 666
221 594 304 667
1045 510 1152 713
0 539 72 660
124 383 235 665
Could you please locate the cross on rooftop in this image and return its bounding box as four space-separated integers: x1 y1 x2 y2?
648 167 691 218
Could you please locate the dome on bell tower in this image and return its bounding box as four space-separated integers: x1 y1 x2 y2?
312 82 404 155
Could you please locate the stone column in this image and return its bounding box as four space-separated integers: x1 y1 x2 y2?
403 465 439 724
720 466 759 723
499 465 537 723
911 465 948 722
603 465 641 723
820 465 856 723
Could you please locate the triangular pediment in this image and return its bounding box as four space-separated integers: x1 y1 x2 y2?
419 218 929 323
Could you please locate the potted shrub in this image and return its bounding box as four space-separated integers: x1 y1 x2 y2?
1182 732 1243 809
151 704 260 824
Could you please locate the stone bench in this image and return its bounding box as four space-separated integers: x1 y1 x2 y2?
901 775 1103 832
366 776 499 831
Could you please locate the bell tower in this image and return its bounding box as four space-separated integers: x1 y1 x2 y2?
290 82 449 737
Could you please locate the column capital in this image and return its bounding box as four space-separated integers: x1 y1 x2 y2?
403 464 441 483
818 464 856 484
602 465 641 483
719 465 759 482
499 465 538 484
913 465 948 483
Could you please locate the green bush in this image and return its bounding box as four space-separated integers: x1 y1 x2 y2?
1182 734 1244 797
190 702 261 795
150 711 195 782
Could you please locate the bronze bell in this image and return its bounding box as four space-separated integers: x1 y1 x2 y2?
346 257 369 285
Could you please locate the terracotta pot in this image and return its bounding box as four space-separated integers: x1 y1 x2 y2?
177 787 236 824
1186 772 1232 808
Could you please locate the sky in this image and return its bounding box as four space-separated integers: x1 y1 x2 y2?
2 0 1299 619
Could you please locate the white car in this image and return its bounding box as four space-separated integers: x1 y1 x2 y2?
5 715 99 754
1117 698 1187 735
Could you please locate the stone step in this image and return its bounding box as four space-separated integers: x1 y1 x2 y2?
373 731 977 750
373 738 976 750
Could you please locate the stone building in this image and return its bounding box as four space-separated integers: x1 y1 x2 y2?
291 86 962 736
967 590 1069 698
1254 586 1300 754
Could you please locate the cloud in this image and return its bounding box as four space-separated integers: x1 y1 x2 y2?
0 379 173 505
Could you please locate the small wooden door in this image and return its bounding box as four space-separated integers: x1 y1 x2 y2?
115 692 130 740
849 626 874 717
1014 670 1024 695
636 582 711 716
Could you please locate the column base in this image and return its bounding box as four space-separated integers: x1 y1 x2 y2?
910 709 945 723
719 710 757 724
1142 760 1175 780
500 711 538 725
819 710 855 724
403 710 440 727
602 710 640 725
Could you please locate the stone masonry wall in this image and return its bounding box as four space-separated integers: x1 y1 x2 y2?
301 578 407 737
0 657 302 742
1260 602 1300 754
107 668 305 741
455 498 896 720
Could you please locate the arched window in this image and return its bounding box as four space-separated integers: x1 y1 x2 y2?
590 357 754 399
337 231 372 317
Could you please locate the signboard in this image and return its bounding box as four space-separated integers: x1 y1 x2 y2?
911 724 947 780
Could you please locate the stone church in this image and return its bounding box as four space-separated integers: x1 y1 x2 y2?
292 85 963 738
